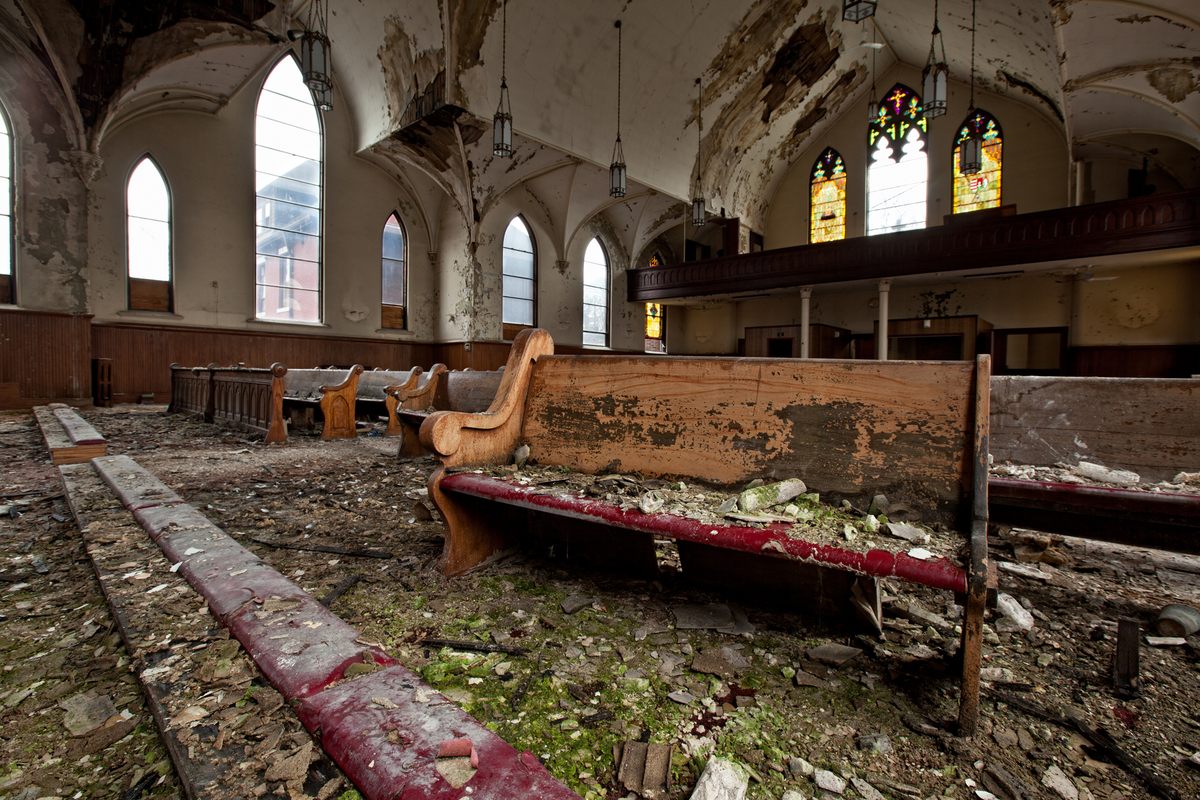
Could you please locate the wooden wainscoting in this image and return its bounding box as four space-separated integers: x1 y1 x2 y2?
92 321 438 404
0 308 93 408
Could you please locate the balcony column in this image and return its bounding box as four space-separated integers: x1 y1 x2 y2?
799 287 812 359
877 279 891 361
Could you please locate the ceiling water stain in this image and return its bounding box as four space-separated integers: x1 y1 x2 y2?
1147 67 1199 103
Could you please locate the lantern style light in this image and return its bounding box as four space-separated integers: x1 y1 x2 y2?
921 0 948 118
691 77 706 227
289 0 333 111
842 0 878 23
960 0 984 175
610 20 627 198
492 0 513 157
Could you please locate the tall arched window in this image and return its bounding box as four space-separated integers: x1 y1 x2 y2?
0 102 12 304
644 252 665 353
582 237 609 347
953 109 1003 214
810 147 846 244
502 215 536 335
126 156 172 311
867 84 928 236
255 56 322 322
381 213 406 329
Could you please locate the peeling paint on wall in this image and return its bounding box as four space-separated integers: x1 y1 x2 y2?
378 16 446 131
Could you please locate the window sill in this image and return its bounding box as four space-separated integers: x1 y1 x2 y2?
119 309 183 320
245 317 331 330
375 328 418 338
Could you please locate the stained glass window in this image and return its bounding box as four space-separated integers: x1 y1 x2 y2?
255 56 322 322
0 101 12 303
867 83 928 236
502 216 536 326
381 213 406 329
582 238 608 347
809 148 846 243
953 109 1003 214
645 252 665 353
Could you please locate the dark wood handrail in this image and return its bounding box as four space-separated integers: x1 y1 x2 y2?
628 189 1200 302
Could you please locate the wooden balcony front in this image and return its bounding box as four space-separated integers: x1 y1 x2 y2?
627 189 1200 302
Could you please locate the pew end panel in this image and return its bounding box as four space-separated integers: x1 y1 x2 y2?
379 368 423 437
391 364 447 454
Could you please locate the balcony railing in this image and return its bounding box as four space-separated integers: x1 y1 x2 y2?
628 189 1200 302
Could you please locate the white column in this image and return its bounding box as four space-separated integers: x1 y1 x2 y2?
799 287 812 359
877 279 891 361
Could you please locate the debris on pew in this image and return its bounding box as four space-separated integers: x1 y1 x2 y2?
461 462 965 563
992 460 1200 495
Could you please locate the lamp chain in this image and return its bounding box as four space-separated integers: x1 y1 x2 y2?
969 0 977 108
501 0 507 82
616 20 622 139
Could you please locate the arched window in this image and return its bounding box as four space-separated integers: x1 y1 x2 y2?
953 109 1003 214
810 147 846 244
126 156 172 311
0 102 12 304
644 252 665 353
582 237 609 347
381 213 406 329
502 215 536 334
255 56 322 322
867 83 928 236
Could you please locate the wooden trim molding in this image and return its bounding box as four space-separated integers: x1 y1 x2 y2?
628 189 1200 301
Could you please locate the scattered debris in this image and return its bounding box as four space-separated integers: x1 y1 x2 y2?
813 768 847 794
806 643 862 667
689 756 747 800
1073 461 1140 486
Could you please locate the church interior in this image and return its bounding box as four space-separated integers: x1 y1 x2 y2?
0 1 1198 799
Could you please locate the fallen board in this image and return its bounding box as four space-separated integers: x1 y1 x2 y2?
33 403 107 464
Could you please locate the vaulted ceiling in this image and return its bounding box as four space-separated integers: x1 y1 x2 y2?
3 0 1198 232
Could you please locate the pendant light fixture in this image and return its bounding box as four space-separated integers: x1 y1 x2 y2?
865 18 882 124
691 77 706 227
289 0 333 111
609 20 627 198
960 0 983 175
921 0 948 118
842 0 878 23
492 0 513 157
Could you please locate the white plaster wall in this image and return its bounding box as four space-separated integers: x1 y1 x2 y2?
88 53 436 339
1072 262 1200 346
763 63 1070 249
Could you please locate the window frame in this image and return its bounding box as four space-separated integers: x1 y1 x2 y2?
644 251 666 353
253 53 325 324
124 154 174 313
501 214 537 339
380 211 407 330
952 108 1004 214
866 83 929 237
809 147 847 244
581 236 610 348
0 99 14 305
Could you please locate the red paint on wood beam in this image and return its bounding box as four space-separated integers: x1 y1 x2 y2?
441 473 967 593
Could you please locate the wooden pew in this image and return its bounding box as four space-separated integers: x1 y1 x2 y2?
421 329 992 734
354 367 424 435
170 363 362 443
279 366 364 441
989 376 1200 553
391 365 502 457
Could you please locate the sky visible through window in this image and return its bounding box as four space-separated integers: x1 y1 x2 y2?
382 213 405 307
0 109 11 278
502 216 535 326
126 158 170 281
582 237 608 347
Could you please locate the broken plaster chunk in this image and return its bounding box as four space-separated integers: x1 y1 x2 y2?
1041 765 1079 800
689 757 748 800
813 769 847 794
885 521 931 545
1073 461 1140 486
850 777 885 800
1145 636 1187 647
995 593 1035 632
737 479 806 514
788 756 815 778
806 643 862 667
638 490 665 514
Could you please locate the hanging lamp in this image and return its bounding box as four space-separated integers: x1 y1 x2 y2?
842 0 878 23
960 0 983 175
921 0 948 118
492 0 513 157
289 0 333 111
691 77 706 227
609 20 627 198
